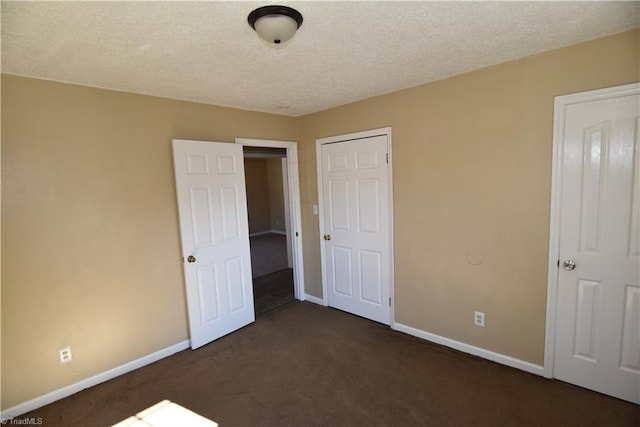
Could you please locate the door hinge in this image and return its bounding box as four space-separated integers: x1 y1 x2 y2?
386 153 389 164
557 259 560 268
389 297 391 307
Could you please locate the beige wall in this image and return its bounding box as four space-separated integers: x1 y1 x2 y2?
244 157 285 234
266 158 285 233
1 29 638 410
244 158 271 234
296 30 639 364
0 76 297 408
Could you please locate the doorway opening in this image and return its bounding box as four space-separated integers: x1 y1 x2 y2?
236 138 305 316
243 147 293 314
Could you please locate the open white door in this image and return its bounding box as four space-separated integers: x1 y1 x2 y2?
173 139 255 349
547 83 640 403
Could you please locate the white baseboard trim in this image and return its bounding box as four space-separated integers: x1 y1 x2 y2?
302 294 325 306
1 340 190 419
249 230 271 237
393 323 544 376
249 230 287 237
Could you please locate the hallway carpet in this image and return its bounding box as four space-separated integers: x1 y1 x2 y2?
253 268 295 315
250 233 288 278
21 302 640 426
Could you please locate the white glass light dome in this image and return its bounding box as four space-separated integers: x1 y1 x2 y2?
248 5 303 45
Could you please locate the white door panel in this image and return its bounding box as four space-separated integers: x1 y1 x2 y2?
319 134 391 324
553 87 639 403
173 139 254 349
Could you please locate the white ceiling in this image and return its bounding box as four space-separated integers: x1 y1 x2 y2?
2 1 638 116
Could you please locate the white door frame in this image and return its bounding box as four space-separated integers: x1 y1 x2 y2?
235 137 305 301
543 82 640 378
316 127 395 326
282 158 293 268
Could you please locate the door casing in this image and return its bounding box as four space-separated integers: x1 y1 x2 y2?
543 82 640 378
235 137 305 301
315 127 395 326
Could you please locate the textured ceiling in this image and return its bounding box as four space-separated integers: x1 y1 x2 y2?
2 1 638 116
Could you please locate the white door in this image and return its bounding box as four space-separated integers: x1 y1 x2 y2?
318 133 392 324
553 85 639 403
172 139 255 349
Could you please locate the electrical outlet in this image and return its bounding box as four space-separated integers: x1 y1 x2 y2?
58 347 73 364
474 311 485 327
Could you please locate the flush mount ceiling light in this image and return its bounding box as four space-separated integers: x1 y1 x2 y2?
248 5 303 45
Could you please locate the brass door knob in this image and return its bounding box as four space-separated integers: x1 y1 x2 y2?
187 255 196 263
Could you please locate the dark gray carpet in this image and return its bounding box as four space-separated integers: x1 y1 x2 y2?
253 268 294 315
250 233 288 278
21 302 640 426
